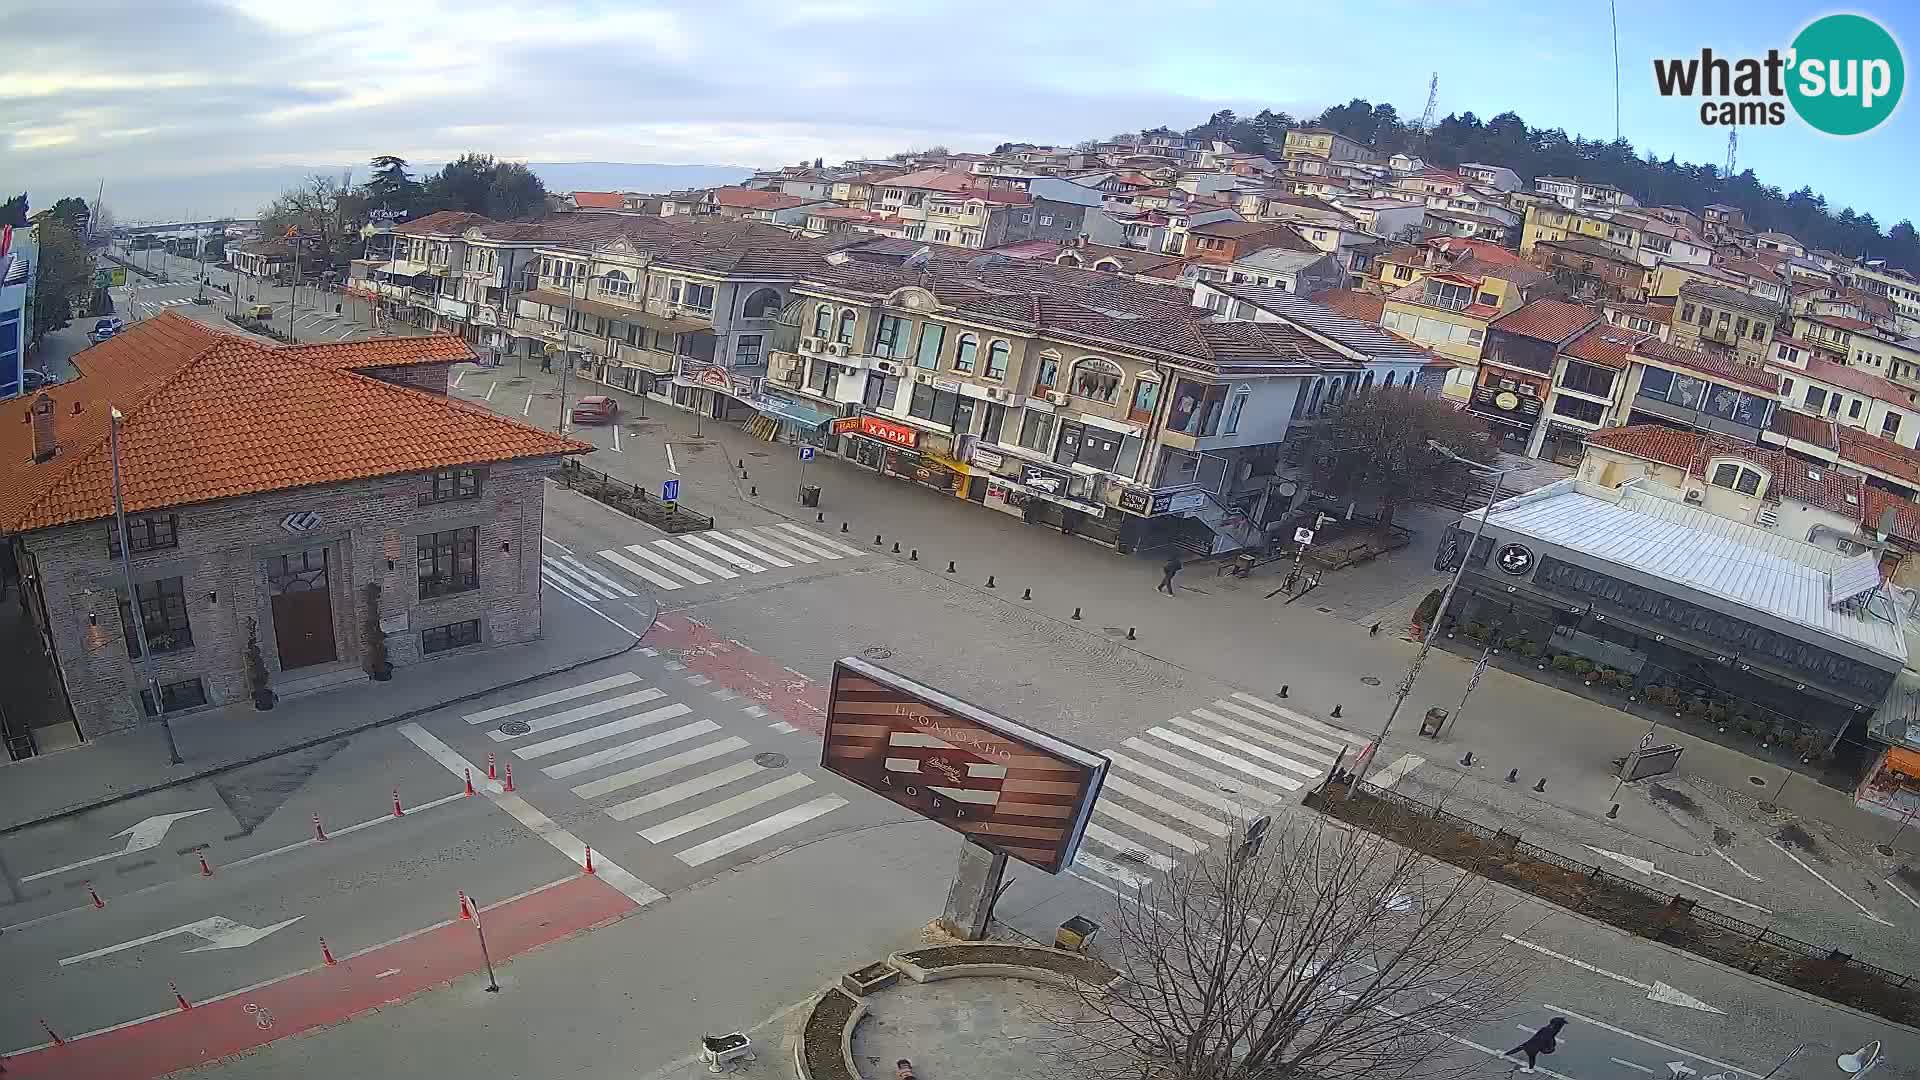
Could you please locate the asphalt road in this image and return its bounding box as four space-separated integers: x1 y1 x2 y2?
106 244 389 343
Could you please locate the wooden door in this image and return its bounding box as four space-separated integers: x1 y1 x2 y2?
268 547 338 670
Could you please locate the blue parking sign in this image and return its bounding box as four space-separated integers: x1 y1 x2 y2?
662 479 679 502
799 447 815 461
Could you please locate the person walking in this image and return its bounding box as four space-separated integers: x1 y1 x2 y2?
1504 1017 1566 1073
1158 554 1183 595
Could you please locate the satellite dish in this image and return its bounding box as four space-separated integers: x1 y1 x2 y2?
903 245 932 270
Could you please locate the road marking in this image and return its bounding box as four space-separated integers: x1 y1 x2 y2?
1207 699 1354 755
679 533 766 573
1611 1059 1657 1074
611 424 622 453
1189 706 1337 764
463 672 641 725
1146 726 1305 790
571 737 750 799
754 526 843 560
1166 714 1323 778
665 444 678 474
1118 739 1286 802
704 530 792 567
557 554 637 597
606 760 763 821
60 915 304 966
1094 801 1205 854
1099 774 1230 837
1082 823 1178 872
1366 753 1425 791
23 808 213 882
1765 838 1896 925
769 721 797 734
484 688 665 740
770 522 865 557
1103 751 1268 818
1543 1005 1760 1079
1227 693 1366 744
398 723 663 906
523 393 533 417
514 703 695 760
453 369 468 389
483 381 497 402
1072 851 1152 891
674 795 846 866
595 547 684 591
734 527 816 563
542 720 722 781
1502 936 1722 1013
1886 878 1920 910
1584 846 1772 914
1711 847 1762 882
609 544 711 585
374 968 401 979
648 539 737 579
640 772 816 843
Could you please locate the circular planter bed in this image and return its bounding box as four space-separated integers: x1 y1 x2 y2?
894 943 1114 988
797 986 863 1080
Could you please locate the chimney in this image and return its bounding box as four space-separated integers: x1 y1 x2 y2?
28 393 55 464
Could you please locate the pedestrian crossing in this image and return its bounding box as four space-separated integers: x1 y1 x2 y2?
540 522 867 602
460 669 845 868
1071 692 1424 892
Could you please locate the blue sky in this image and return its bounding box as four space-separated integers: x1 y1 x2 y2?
1 1 1912 226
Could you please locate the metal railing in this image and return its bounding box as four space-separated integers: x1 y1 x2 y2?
551 459 713 534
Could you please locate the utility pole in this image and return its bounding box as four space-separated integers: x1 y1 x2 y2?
110 407 183 767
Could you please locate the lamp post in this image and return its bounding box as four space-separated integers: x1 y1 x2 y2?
558 239 616 434
110 407 183 766
1350 441 1504 791
1839 1041 1883 1079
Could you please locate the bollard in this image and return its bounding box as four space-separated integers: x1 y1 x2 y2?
197 851 214 877
817 512 825 522
171 980 193 1011
739 470 748 480
1279 685 1289 698
1022 588 1032 600
737 458 745 469
1505 768 1518 783
583 846 597 875
464 768 476 797
946 560 956 573
1369 622 1380 637
1607 803 1620 820
1331 704 1342 718
1533 777 1547 793
1459 751 1475 767
487 752 497 781
313 812 328 841
910 549 918 561
320 937 337 966
459 891 473 920
393 788 405 818
1127 627 1137 641
1072 607 1083 620
891 541 900 553
38 1019 62 1047
750 485 757 497
86 881 105 909
875 534 883 546
985 575 996 588
841 521 849 532
503 763 515 793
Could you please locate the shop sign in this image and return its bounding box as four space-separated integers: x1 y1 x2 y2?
971 446 1005 470
1021 463 1069 494
932 379 962 393
858 414 919 448
1117 487 1152 515
920 431 955 459
1150 490 1209 515
830 417 863 435
1495 543 1534 576
695 365 732 389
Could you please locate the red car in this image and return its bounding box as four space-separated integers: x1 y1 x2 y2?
570 396 617 424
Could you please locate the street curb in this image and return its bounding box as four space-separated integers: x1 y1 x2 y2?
0 610 652 840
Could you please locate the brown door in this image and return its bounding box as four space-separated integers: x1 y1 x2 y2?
268 547 338 670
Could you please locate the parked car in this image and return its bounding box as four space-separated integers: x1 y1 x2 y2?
570 396 618 424
245 303 274 319
89 317 123 343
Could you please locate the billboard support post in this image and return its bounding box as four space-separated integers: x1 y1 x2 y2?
940 838 1009 940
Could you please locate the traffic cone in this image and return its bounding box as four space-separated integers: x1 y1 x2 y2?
320 937 337 966
171 980 193 1011
313 813 327 841
464 768 476 797
503 763 515 792
458 891 473 921
487 752 497 781
85 881 105 909
198 851 214 877
583 846 597 875
393 788 405 817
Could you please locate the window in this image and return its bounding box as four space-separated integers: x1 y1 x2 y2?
1070 358 1124 403
811 305 833 337
1431 281 1473 311
1781 377 1794 397
1018 409 1055 453
836 309 857 345
807 358 833 393
422 468 483 505
1477 291 1498 307
1710 461 1764 495
914 322 945 369
1638 366 1674 399
1557 361 1614 398
1698 305 1712 326
1846 398 1864 420
932 229 953 243
953 334 978 374
1736 317 1750 337
1804 385 1828 411
681 282 716 314
985 341 1009 380
1551 395 1606 424
875 314 909 358
422 619 482 655
108 513 179 556
140 678 207 716
1886 412 1903 438
1750 320 1766 340
1034 352 1061 389
120 576 192 657
1680 303 1696 323
907 382 960 427
1223 391 1248 434
1130 378 1161 420
741 288 782 319
734 334 764 367
1039 214 1053 226
419 528 479 599
982 402 1006 443
600 269 634 298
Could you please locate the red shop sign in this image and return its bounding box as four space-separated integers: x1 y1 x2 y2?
858 415 919 449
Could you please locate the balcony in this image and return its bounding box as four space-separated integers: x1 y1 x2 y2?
1469 385 1543 429
615 343 676 375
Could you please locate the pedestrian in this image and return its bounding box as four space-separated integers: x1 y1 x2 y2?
1504 1017 1565 1073
1158 554 1183 595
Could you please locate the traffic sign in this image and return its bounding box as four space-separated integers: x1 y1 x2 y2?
799 446 815 461
1294 527 1315 545
662 479 680 502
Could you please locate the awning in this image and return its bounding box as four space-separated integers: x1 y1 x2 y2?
754 397 834 429
380 260 432 278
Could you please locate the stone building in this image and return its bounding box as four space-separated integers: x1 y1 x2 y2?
0 313 586 749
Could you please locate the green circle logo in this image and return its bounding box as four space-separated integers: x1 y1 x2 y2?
1788 14 1904 135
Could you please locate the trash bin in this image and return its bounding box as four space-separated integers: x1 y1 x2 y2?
1056 915 1100 953
798 484 821 507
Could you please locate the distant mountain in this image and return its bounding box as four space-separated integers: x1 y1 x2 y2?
67 162 756 223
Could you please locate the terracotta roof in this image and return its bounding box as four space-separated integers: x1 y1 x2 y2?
1836 428 1920 486
570 191 625 210
1309 288 1385 323
1632 337 1779 393
0 314 587 534
279 335 475 370
1490 299 1600 343
1677 281 1780 318
1768 407 1839 450
1789 357 1917 404
1583 425 1708 469
395 211 494 236
878 168 983 193
712 187 813 211
1862 485 1920 544
1805 312 1884 335
1190 219 1285 239
1562 324 1653 369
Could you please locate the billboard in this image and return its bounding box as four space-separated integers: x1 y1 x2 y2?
822 657 1106 874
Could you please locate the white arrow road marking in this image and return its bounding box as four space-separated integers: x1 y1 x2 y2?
59 915 303 965
1584 845 1771 914
1611 1060 1655 1074
1502 936 1723 1013
23 809 213 882
1710 847 1762 882
1765 838 1896 926
1668 1063 1698 1078
1546 1006 1761 1078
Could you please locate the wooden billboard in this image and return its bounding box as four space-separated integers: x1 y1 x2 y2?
821 658 1107 874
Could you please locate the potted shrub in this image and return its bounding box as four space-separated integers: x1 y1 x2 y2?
244 617 276 711
1552 654 1576 674
1518 640 1541 660
1412 589 1444 638
364 581 392 682
1465 622 1489 643
1572 659 1596 683
1706 703 1729 726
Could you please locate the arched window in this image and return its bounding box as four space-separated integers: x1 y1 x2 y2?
1361 371 1375 393
985 340 1010 380
1306 378 1325 416
954 334 979 373
836 309 858 345
1071 358 1124 403
742 288 782 319
1383 371 1397 388
1093 258 1123 272
600 269 633 298
1129 377 1161 420
812 304 833 337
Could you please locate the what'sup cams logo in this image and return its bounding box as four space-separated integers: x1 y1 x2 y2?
1653 13 1904 135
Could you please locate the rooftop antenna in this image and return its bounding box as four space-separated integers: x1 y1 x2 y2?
1418 72 1440 133
1725 129 1738 179
1609 0 1622 141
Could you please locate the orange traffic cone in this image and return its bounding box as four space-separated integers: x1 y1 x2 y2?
458 891 473 920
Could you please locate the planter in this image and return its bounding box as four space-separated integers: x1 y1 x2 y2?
840 962 900 997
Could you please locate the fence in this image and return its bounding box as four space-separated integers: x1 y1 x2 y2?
1312 781 1920 1024
551 459 714 534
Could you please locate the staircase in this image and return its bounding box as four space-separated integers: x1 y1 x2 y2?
1162 487 1262 554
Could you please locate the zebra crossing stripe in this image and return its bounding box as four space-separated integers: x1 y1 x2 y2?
541 720 721 780
1367 753 1426 791
595 548 686 591
639 772 816 843
732 527 816 563
1082 823 1179 872
771 522 864 557
674 795 846 867
1073 850 1151 891
649 539 737 579
1160 717 1322 781
1094 801 1205 854
465 672 642 725
609 544 710 584
514 703 694 760
755 526 844 560
1228 693 1367 745
541 569 599 605
1141 730 1304 792
605 759 764 821
485 688 665 741
570 737 751 799
676 534 765 573
1190 707 1338 765
1115 742 1286 803
1210 699 1354 754
704 531 792 567
542 555 620 598
558 554 638 596
1103 751 1274 815
1098 774 1231 836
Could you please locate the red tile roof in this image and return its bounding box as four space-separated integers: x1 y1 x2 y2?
570 191 625 210
0 314 587 533
279 335 475 370
1309 288 1385 323
713 187 813 211
1836 428 1920 486
1790 357 1918 404
1633 337 1779 393
394 211 494 236
1583 425 1707 469
1490 299 1600 343
1862 485 1920 544
1561 324 1653 369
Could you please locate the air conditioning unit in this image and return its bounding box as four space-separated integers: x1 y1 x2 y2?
832 342 851 357
1684 488 1704 503
800 337 820 353
985 387 1004 400
1046 390 1070 406
872 360 904 377
914 372 935 385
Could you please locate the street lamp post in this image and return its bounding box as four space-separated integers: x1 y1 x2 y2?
1350 442 1504 792
558 239 616 434
110 407 184 767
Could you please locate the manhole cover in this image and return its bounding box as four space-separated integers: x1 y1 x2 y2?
1749 775 1769 786
499 720 532 736
1361 676 1382 686
1114 849 1149 865
1316 605 1334 614
754 752 789 769
861 645 894 659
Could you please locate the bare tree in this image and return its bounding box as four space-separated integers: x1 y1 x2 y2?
1040 818 1525 1080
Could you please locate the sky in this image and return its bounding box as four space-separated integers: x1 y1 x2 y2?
2 1 1915 226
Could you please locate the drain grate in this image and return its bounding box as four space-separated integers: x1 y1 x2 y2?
861 644 894 659
754 752 790 769
498 720 532 736
1361 676 1382 686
